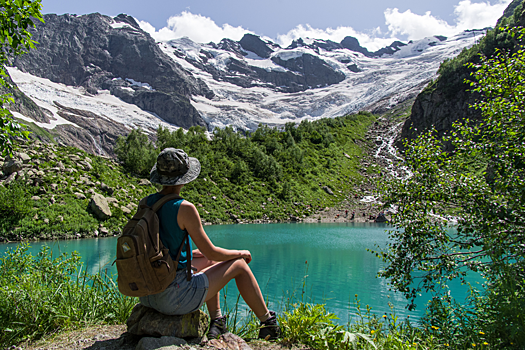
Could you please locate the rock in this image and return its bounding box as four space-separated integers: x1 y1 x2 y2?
135 336 187 350
127 304 209 339
207 333 252 350
18 153 31 164
121 206 132 215
106 197 118 204
44 218 49 224
321 186 334 195
239 33 275 59
80 161 93 171
3 172 16 184
31 196 41 200
14 12 210 135
3 160 23 175
138 179 151 186
100 183 114 195
89 193 112 219
126 203 137 211
75 192 87 200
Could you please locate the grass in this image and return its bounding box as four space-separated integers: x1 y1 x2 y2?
0 243 136 347
0 111 377 241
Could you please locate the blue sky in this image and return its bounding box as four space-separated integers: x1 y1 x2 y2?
41 0 511 50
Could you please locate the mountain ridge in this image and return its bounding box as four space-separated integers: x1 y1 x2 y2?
5 12 485 156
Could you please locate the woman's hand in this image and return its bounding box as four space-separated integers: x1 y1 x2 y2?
239 250 252 264
192 249 204 258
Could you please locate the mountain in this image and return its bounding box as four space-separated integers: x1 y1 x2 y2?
400 0 525 146
6 12 485 156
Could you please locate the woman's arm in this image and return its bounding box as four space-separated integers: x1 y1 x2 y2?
178 201 252 263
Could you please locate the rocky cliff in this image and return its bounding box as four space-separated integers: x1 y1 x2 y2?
6 11 485 156
13 13 211 130
400 0 525 146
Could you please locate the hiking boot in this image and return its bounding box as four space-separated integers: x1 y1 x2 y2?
207 316 228 339
258 310 281 340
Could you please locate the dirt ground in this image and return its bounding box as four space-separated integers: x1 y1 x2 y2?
17 324 312 350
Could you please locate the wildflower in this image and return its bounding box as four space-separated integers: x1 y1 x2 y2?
483 342 488 346
445 344 449 347
472 343 476 347
371 330 375 334
382 315 387 318
479 331 485 335
431 325 439 330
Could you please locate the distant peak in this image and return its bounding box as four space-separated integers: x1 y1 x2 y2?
114 14 140 29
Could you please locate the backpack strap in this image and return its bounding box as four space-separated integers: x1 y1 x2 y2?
151 193 182 212
147 193 192 281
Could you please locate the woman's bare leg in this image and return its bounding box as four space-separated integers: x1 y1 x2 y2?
204 258 268 318
192 256 222 316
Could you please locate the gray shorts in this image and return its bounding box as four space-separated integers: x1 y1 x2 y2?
139 269 209 315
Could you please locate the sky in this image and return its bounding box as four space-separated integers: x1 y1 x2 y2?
41 0 512 50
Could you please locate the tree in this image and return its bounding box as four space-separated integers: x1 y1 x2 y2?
379 27 525 348
0 0 43 156
114 128 157 176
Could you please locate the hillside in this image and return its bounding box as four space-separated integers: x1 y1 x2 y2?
400 0 525 144
0 112 389 241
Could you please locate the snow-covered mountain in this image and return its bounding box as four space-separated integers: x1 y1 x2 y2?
7 13 485 156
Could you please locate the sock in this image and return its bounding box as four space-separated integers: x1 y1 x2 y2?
258 310 271 322
209 308 222 320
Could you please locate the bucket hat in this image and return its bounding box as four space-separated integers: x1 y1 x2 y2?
150 148 201 186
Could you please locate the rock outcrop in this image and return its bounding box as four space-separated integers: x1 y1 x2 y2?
89 193 112 220
399 0 524 147
126 303 209 339
12 13 211 129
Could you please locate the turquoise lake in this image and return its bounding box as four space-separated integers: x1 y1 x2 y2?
0 223 483 324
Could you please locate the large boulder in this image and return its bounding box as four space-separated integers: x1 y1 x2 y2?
89 193 112 219
3 159 23 175
127 303 209 339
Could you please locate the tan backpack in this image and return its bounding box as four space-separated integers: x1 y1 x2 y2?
115 194 191 297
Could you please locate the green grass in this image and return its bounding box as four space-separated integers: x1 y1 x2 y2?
0 243 136 347
0 112 376 240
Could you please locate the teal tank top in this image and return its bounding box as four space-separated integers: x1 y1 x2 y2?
146 193 192 269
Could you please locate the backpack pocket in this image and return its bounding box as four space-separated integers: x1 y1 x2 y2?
116 255 151 297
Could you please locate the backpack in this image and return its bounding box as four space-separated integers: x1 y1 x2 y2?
115 194 192 297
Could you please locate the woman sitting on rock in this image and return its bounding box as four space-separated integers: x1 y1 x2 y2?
139 148 280 340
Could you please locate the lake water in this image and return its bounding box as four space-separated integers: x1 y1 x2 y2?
0 223 482 324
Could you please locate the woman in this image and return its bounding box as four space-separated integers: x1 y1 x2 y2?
138 148 280 340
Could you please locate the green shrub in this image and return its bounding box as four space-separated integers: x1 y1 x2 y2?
0 243 136 348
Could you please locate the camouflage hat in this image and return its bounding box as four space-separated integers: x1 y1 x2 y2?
150 148 201 186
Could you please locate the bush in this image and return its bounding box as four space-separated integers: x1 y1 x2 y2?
0 243 136 348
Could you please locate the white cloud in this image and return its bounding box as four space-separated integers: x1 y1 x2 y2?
138 0 512 50
275 24 397 51
138 11 251 43
385 0 512 40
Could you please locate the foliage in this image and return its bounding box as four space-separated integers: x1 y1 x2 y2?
378 27 525 349
115 112 375 224
114 128 157 176
0 0 44 156
433 2 525 98
280 302 376 350
0 179 33 231
0 143 155 240
0 243 136 348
